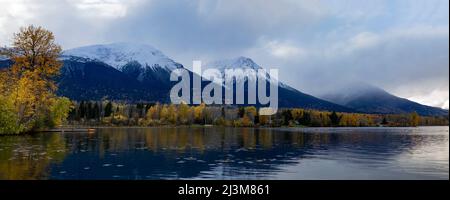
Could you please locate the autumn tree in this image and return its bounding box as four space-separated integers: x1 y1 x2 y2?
241 115 252 127
48 97 73 127
167 104 178 124
259 114 270 126
146 103 160 120
410 112 420 127
194 103 206 124
177 102 191 125
0 25 71 134
0 95 24 134
291 109 304 122
244 106 257 124
159 104 169 123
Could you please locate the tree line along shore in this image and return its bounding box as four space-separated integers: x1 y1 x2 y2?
66 101 449 128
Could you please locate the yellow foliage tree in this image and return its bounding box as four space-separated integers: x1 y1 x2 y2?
241 114 253 127
244 106 257 123
146 103 160 120
0 25 70 133
177 102 190 125
159 104 169 123
410 112 420 127
194 103 205 124
167 104 178 124
259 114 270 126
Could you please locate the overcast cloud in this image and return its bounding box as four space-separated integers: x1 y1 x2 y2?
0 0 448 109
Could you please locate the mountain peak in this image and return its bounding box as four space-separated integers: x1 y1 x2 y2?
320 82 448 116
341 82 389 96
62 42 181 71
206 56 261 70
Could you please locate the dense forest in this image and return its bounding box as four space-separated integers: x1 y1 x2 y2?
67 101 449 127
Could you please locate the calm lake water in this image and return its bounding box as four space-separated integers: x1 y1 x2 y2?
0 126 448 180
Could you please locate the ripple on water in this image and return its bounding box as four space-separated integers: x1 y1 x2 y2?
185 157 196 161
235 148 248 152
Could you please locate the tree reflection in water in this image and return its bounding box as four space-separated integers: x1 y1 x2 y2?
0 133 67 179
0 127 448 179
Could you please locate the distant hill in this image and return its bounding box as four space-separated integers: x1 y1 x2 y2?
320 83 448 116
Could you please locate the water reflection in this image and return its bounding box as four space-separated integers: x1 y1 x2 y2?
0 134 66 179
0 127 448 180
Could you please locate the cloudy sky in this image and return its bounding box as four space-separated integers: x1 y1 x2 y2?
0 0 448 109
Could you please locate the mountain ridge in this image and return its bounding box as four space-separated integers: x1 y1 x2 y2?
320 82 448 116
60 43 353 112
2 42 446 115
62 42 182 71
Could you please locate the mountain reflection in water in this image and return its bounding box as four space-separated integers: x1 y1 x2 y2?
0 127 448 180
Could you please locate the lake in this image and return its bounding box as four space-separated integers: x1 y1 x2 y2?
0 126 448 180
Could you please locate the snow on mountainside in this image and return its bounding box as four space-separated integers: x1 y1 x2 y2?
204 56 294 90
206 56 262 71
62 42 182 71
0 46 353 111
203 56 350 111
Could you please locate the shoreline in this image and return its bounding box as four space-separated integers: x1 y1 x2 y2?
49 125 449 130
2 125 447 136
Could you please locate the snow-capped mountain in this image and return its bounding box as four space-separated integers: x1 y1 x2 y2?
204 57 351 111
203 57 263 85
204 56 294 90
62 42 185 86
61 45 353 111
57 48 351 110
57 42 190 101
205 56 262 71
62 42 182 72
0 42 353 111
